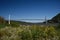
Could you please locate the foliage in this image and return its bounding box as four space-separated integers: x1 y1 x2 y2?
0 16 5 24
0 24 5 28
0 25 59 40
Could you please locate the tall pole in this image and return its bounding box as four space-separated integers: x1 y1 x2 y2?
45 16 47 24
9 14 10 24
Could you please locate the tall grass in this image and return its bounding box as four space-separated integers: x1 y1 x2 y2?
0 25 59 40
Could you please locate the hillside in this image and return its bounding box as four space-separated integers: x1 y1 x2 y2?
47 13 60 23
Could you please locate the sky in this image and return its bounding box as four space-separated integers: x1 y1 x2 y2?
0 0 60 22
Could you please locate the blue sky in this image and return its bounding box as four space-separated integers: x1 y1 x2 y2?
0 0 60 22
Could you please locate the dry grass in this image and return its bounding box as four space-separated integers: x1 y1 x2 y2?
0 25 59 40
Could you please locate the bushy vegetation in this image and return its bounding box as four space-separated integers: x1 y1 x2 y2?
0 25 59 40
0 16 5 24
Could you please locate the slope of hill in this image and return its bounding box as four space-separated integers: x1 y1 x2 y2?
47 13 60 23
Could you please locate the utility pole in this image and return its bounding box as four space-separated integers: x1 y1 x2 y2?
8 14 10 24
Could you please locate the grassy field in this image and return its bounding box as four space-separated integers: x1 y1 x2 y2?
0 24 60 40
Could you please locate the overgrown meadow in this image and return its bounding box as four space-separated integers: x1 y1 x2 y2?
0 24 60 40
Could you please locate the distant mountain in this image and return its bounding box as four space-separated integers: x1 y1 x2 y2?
5 20 35 26
47 13 60 23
